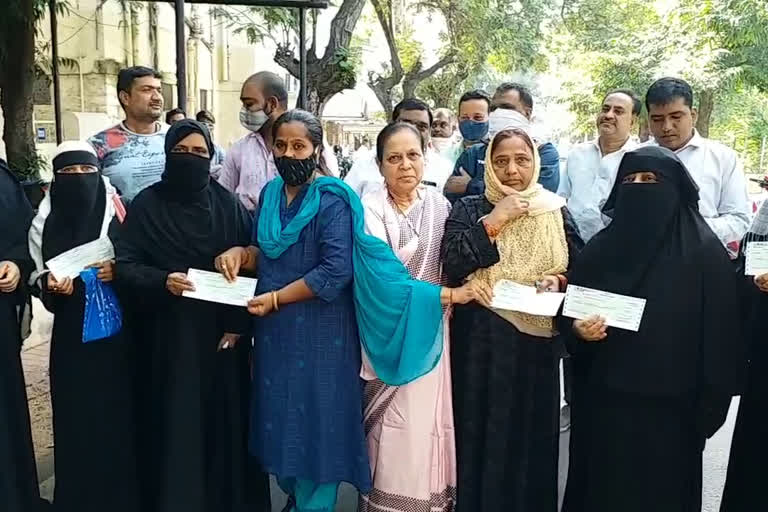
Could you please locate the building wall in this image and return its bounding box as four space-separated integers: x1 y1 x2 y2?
0 0 447 165
27 0 295 152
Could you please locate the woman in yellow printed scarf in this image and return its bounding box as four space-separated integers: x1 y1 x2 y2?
441 128 583 511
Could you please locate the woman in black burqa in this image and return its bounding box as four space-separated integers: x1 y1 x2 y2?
116 119 269 512
27 141 137 512
561 146 745 512
0 158 46 512
720 201 768 512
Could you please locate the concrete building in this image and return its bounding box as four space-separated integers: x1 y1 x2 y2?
0 0 448 170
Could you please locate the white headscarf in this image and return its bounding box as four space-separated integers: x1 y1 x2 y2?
488 109 531 140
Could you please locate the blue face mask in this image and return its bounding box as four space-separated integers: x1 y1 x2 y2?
459 119 489 142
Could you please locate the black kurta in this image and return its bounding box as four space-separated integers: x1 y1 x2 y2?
441 196 583 512
116 179 269 512
40 218 139 512
0 162 44 512
560 146 744 512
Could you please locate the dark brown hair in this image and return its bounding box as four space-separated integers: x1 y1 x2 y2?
272 109 331 176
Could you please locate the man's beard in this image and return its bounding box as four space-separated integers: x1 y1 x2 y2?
142 107 163 122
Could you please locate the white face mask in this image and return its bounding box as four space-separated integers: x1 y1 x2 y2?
239 107 269 132
432 137 454 153
488 108 531 140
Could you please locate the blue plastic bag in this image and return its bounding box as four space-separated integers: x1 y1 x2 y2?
80 267 123 343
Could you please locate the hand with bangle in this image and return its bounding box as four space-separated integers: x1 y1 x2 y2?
247 289 281 317
441 280 494 307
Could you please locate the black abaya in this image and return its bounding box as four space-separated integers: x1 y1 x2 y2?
441 196 583 512
34 172 139 512
0 160 44 512
116 121 269 512
720 233 768 512
561 146 744 512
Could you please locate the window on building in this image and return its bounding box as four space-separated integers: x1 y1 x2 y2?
200 89 209 111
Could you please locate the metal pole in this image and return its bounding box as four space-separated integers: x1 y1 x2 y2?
174 0 187 110
49 0 63 144
298 7 307 110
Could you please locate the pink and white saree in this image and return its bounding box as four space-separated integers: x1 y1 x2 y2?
358 185 456 512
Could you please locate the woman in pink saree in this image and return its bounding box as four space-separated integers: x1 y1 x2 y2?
359 122 491 512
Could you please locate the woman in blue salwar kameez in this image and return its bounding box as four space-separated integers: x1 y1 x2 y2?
216 110 450 512
217 110 371 511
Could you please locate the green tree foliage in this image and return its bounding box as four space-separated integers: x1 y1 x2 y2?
367 0 552 115
0 0 70 178
711 86 768 173
554 0 768 141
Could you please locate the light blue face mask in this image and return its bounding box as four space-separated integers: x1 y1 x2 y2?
239 107 269 132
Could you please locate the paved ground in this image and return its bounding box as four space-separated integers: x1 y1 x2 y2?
23 304 739 511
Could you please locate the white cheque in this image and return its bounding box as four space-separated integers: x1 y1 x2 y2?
491 280 565 317
46 237 115 281
563 285 646 332
183 269 258 307
745 242 768 276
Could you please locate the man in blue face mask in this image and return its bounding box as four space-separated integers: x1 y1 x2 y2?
444 83 561 203
457 89 491 148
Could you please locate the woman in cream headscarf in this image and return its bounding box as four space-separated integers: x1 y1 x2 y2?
441 128 583 512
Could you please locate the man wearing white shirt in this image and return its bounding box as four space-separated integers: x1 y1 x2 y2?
344 98 453 197
559 89 642 242
647 77 750 257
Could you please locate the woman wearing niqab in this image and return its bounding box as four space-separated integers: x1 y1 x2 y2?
441 128 583 511
561 146 744 512
116 120 269 512
720 201 768 512
0 158 45 512
27 141 137 512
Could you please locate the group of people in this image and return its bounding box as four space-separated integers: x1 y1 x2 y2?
0 64 766 512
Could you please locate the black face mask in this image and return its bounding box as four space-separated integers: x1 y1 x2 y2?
275 156 317 186
51 172 101 219
163 152 211 197
610 181 679 259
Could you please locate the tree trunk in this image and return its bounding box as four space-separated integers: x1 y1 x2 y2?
401 54 454 99
368 72 397 120
0 0 38 178
696 89 714 138
273 0 367 116
365 0 404 117
638 116 650 142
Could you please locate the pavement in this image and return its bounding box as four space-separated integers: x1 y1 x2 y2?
22 303 739 511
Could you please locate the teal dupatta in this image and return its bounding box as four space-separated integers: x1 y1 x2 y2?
257 176 443 386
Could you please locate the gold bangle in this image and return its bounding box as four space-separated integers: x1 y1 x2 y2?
242 247 252 268
449 288 453 304
272 290 280 311
482 218 501 239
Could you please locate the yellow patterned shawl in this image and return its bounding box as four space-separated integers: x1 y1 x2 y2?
473 131 568 337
